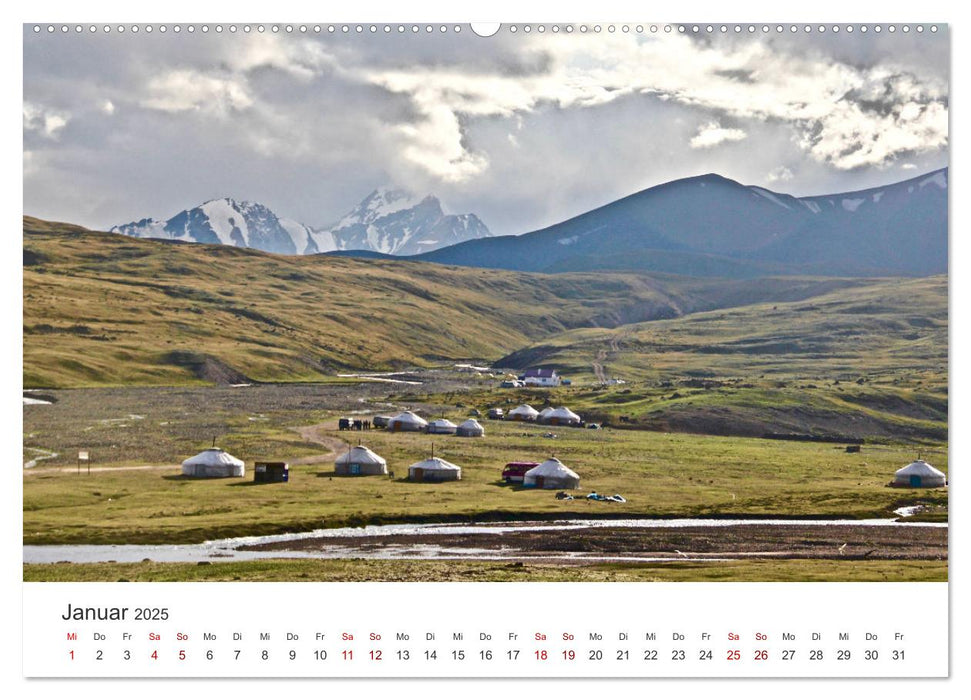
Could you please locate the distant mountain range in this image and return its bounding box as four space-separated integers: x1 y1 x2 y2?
110 188 492 256
403 168 947 278
110 169 947 278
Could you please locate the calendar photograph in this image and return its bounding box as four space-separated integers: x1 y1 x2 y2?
23 22 948 589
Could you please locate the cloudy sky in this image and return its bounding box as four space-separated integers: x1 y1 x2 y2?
23 24 949 236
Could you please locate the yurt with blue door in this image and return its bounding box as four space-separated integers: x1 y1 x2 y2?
335 445 388 476
891 459 947 488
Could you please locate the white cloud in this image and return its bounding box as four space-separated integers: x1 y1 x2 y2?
223 35 336 79
142 70 253 115
22 30 950 231
395 102 489 181
767 166 794 183
690 121 747 149
352 33 947 179
23 102 69 138
73 32 947 186
805 100 948 170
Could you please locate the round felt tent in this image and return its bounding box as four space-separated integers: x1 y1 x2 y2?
547 407 582 426
892 460 947 488
426 418 458 435
388 411 428 432
456 419 485 437
508 404 540 422
181 448 245 478
536 407 555 424
523 457 580 489
334 445 388 476
408 456 462 482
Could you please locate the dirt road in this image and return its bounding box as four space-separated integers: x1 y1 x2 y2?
592 331 629 384
290 422 355 464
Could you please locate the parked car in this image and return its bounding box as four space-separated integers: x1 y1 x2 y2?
372 415 391 428
502 461 539 483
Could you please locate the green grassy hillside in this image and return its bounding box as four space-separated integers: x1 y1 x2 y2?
23 217 881 388
484 276 947 442
24 217 699 387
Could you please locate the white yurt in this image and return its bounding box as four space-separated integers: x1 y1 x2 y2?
547 407 582 426
456 419 485 437
408 456 462 482
181 448 245 478
426 418 458 435
891 460 947 488
523 457 580 489
334 445 388 476
537 407 555 424
388 411 428 432
508 404 540 422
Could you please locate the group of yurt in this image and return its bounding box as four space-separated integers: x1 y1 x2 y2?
331 441 581 488
181 442 465 484
334 443 462 483
507 404 582 426
386 410 485 437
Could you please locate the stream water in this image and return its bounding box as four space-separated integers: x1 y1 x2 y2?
23 516 946 565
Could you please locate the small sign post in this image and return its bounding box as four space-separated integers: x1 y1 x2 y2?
78 450 89 476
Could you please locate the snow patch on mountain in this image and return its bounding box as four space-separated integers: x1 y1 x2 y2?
200 199 250 246
750 187 792 210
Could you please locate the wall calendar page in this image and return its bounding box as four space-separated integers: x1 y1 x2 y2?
12 0 961 695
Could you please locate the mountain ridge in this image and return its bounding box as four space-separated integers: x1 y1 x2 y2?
400 168 947 278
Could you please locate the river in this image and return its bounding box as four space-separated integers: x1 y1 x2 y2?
23 516 946 565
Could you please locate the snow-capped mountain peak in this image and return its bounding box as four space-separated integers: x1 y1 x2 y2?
335 188 431 229
112 197 303 255
110 188 491 257
324 189 489 256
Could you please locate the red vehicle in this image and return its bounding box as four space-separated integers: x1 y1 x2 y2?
502 461 539 483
